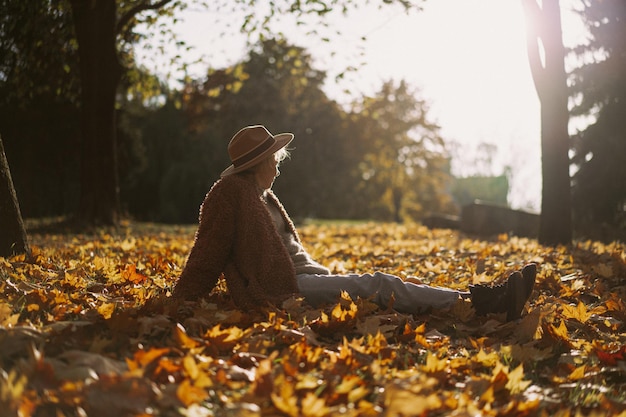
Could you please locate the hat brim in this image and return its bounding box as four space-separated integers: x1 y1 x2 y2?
220 132 294 177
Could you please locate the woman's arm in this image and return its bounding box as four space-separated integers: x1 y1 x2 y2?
172 186 236 301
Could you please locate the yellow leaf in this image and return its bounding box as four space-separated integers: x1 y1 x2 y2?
568 365 586 381
27 303 40 312
271 375 299 417
474 349 500 367
301 392 329 417
423 352 447 373
126 347 171 372
562 302 591 323
0 370 27 403
173 323 201 349
505 364 531 394
348 385 370 404
183 355 199 380
295 374 321 390
194 371 213 389
550 319 569 341
385 388 442 416
204 324 244 352
97 302 115 319
120 238 136 251
176 378 208 406
335 374 361 394
0 302 19 327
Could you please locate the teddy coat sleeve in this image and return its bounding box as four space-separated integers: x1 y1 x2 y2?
172 181 236 301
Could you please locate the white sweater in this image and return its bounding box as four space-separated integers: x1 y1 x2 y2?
264 193 330 275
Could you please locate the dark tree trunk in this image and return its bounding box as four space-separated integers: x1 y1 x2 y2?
70 0 122 226
522 0 572 246
0 135 30 257
392 187 403 223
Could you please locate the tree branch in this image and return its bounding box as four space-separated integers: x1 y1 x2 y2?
521 0 546 97
116 0 174 35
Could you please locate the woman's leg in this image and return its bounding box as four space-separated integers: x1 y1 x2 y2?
296 272 461 315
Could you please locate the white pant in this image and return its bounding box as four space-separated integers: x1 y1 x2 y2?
296 272 461 315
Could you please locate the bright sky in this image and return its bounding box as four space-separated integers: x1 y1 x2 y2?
141 0 588 212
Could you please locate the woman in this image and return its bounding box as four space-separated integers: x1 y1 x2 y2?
173 125 536 321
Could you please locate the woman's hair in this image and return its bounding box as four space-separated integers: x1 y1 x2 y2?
275 147 291 165
246 148 291 175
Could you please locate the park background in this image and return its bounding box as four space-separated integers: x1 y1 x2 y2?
145 0 587 212
0 0 624 241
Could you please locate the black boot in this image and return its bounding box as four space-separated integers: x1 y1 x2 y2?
469 279 509 316
507 263 537 321
521 263 537 299
469 263 537 321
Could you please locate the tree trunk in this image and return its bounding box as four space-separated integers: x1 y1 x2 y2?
521 0 572 246
392 187 403 223
0 135 30 257
70 0 122 226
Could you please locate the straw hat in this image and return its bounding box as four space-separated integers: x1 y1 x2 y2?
220 125 294 177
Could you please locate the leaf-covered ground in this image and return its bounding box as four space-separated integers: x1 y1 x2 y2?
1 222 625 416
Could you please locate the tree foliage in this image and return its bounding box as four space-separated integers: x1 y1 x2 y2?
0 0 183 224
0 0 80 103
570 0 626 236
348 80 454 221
122 38 452 223
0 0 82 218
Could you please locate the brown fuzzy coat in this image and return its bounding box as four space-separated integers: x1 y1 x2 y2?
172 173 300 308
